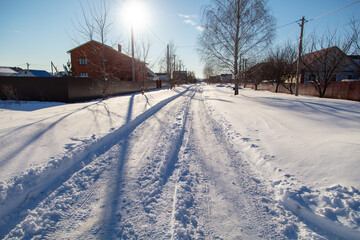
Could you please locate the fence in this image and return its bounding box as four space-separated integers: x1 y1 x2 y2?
244 81 360 101
0 76 169 103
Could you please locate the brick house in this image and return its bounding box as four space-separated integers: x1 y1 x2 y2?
68 40 146 81
299 46 360 83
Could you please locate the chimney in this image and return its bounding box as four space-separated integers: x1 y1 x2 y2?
118 44 122 53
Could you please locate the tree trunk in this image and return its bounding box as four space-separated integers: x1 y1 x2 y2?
234 82 239 95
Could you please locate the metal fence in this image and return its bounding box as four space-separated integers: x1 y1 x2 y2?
0 76 169 103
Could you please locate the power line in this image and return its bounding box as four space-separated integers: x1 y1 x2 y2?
275 20 299 30
308 0 360 22
145 26 167 46
177 45 197 48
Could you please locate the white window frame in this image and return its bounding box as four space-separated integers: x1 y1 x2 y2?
79 58 87 65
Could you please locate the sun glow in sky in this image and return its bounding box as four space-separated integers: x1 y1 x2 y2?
122 0 150 31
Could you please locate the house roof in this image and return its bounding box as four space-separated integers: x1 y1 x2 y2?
0 66 18 76
17 69 53 77
300 46 360 70
147 68 159 80
68 40 145 63
28 70 53 77
349 55 360 66
301 46 340 66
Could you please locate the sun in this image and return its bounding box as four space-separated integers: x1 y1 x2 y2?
123 0 149 30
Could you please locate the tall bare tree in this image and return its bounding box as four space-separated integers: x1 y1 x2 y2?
198 0 275 95
72 0 113 98
135 34 152 94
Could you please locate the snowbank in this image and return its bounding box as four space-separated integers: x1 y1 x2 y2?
202 84 360 234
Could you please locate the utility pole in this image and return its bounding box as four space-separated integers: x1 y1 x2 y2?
131 25 136 82
173 54 176 88
167 44 170 85
51 61 58 76
295 16 306 96
173 55 176 72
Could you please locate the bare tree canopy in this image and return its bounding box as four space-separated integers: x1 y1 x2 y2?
72 0 112 45
266 43 297 93
198 0 275 95
301 29 354 97
71 0 114 98
203 61 216 79
349 18 360 54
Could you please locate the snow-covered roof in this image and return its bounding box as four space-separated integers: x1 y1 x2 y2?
18 69 53 77
147 68 159 80
0 67 18 76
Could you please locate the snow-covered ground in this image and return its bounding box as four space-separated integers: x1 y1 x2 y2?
0 84 359 239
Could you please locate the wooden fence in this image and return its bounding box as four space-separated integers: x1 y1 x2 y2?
244 81 360 101
0 76 169 103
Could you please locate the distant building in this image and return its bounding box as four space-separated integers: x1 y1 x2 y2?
218 74 232 82
173 71 188 83
0 67 53 77
349 55 360 68
147 68 159 81
17 69 53 77
0 67 18 76
156 73 169 81
68 40 146 81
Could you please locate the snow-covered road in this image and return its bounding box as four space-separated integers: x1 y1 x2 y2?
1 84 359 239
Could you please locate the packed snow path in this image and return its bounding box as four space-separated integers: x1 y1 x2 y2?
1 84 359 239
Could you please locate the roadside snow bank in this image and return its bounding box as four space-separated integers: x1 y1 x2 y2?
202 84 360 236
281 190 360 240
0 87 189 221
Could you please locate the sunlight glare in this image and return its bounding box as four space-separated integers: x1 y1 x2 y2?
123 0 149 30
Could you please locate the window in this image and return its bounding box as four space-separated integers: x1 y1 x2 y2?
79 58 87 65
348 75 353 79
79 72 88 77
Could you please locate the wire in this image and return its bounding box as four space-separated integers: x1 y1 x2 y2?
177 45 197 48
308 0 360 22
275 20 299 30
145 26 167 46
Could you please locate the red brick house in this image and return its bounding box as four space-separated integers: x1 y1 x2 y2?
68 40 146 81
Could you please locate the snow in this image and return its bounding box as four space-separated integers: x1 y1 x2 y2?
0 84 359 239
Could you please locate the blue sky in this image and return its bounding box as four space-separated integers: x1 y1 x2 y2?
0 0 359 78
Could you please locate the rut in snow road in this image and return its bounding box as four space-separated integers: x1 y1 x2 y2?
4 85 298 239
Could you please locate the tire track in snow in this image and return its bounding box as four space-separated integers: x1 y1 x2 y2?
113 86 203 239
0 87 191 239
189 87 288 239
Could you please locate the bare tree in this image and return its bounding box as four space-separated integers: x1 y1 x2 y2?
72 0 113 98
301 29 353 97
135 34 152 94
203 61 216 80
158 41 178 88
349 18 360 54
198 0 275 95
246 61 270 90
266 43 297 93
